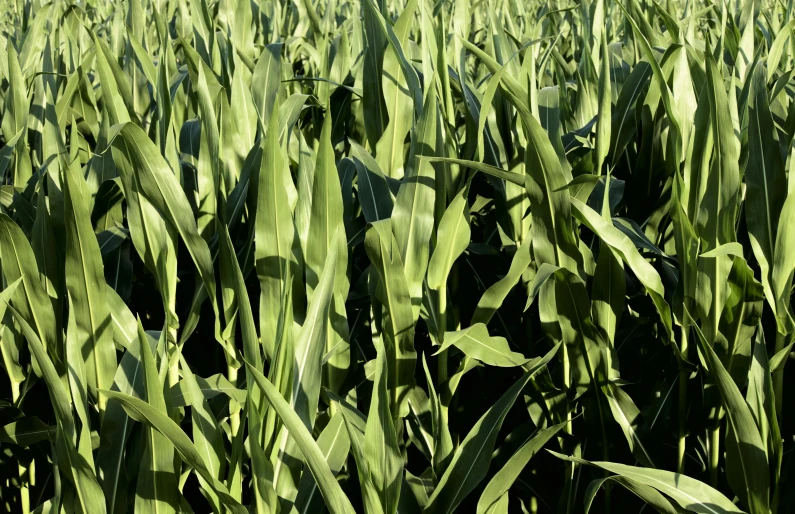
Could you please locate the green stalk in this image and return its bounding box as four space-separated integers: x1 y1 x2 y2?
563 345 572 434
709 417 721 488
226 360 243 499
166 322 185 480
167 326 180 392
595 383 611 514
451 263 461 332
677 322 689 473
561 343 574 514
708 320 726 487
228 364 240 437
12 381 29 514
166 290 181 416
773 330 786 419
707 262 722 488
440 265 466 419
437 282 448 388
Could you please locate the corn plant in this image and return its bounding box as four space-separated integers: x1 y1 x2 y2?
0 0 794 512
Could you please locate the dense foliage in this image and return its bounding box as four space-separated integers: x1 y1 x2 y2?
0 0 794 512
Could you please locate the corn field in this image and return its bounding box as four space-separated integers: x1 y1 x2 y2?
1 0 795 512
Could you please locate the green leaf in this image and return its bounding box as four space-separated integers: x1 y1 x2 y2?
392 88 438 314
336 392 384 513
424 343 560 514
169 373 247 407
362 0 423 119
350 140 395 223
700 242 744 259
306 109 350 397
476 421 566 514
365 220 417 418
551 452 743 514
0 418 56 447
595 30 611 175
427 186 470 292
97 319 149 514
5 303 107 514
361 0 389 148
179 353 226 482
618 4 682 162
604 383 655 467
65 294 96 469
375 0 418 179
609 62 652 167
570 198 673 341
693 55 742 344
517 95 582 276
421 355 453 477
89 30 136 125
745 64 791 330
218 225 278 512
471 239 531 326
364 338 403 514
690 318 770 514
271 226 341 496
437 324 528 368
255 94 295 361
0 214 60 364
103 382 246 514
251 43 283 124
591 243 625 348
245 363 357 514
133 322 181 513
63 153 116 414
109 123 220 340
423 157 525 187
293 411 351 514
584 475 682 514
